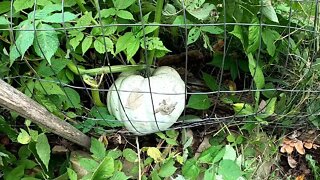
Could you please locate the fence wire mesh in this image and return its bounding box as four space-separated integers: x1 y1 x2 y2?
1 0 320 135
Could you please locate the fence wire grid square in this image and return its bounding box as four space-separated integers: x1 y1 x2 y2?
1 0 320 135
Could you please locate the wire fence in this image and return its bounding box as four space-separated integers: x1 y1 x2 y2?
1 0 320 135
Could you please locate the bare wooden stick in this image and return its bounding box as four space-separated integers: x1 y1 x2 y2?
0 79 91 149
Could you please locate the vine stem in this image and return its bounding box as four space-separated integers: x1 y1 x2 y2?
146 0 165 66
136 136 142 180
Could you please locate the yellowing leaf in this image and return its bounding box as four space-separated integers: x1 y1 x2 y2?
147 147 163 163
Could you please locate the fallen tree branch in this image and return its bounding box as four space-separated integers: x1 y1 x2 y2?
0 79 91 149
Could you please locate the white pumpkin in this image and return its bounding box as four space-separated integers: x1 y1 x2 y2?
107 66 185 135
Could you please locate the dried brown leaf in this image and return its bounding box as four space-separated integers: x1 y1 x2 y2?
295 140 305 155
304 142 313 149
288 155 298 168
285 145 294 154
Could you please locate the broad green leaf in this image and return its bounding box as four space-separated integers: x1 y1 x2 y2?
36 0 53 6
116 32 134 54
37 58 69 77
261 97 277 117
198 145 222 163
262 28 280 57
187 27 201 45
18 145 31 159
107 149 122 159
202 72 219 91
248 53 265 89
0 115 17 141
116 10 134 20
218 160 242 180
126 36 140 61
110 171 129 180
112 0 136 10
123 148 138 163
222 145 236 161
79 158 99 172
187 94 212 110
63 87 81 109
136 25 159 38
34 81 65 95
247 17 260 53
233 103 254 115
91 156 115 179
82 36 93 55
182 159 200 180
158 158 177 177
76 12 92 27
187 3 215 20
89 106 122 127
42 12 77 23
230 25 245 49
94 37 114 54
200 26 224 34
0 1 10 14
261 0 279 23
69 32 84 50
17 129 31 144
140 37 170 52
16 159 37 169
0 16 10 25
33 24 59 64
14 21 35 64
67 168 77 180
147 147 163 163
27 4 62 20
90 138 106 161
5 165 24 180
36 133 51 170
99 8 116 18
203 167 215 180
14 0 34 12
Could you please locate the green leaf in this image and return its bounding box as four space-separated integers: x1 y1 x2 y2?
5 165 25 180
67 168 77 180
42 12 77 23
36 133 51 170
140 37 170 52
116 10 134 20
10 45 21 66
0 16 10 25
218 160 242 180
94 37 114 54
89 106 122 127
187 27 201 45
37 58 69 77
230 25 245 50
76 12 92 27
187 3 215 20
136 25 159 38
99 8 116 18
203 167 215 180
158 158 177 177
182 159 200 180
17 129 31 145
123 148 138 163
187 94 212 110
91 156 115 179
110 171 129 180
27 4 62 20
112 0 136 10
79 158 99 172
233 103 254 115
90 138 106 161
202 72 219 91
262 28 280 57
248 53 265 89
198 145 222 163
14 0 34 12
126 36 140 61
34 81 65 95
261 0 279 23
63 87 81 109
14 21 35 64
107 149 122 159
33 24 59 64
0 1 10 14
69 32 84 50
259 97 277 118
82 36 93 55
116 32 134 54
0 115 18 141
147 147 163 163
247 17 260 53
200 26 224 34
223 145 236 161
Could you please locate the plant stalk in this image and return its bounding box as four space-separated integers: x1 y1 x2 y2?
146 0 165 67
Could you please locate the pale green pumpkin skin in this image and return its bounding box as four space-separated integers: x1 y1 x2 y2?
107 66 186 135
